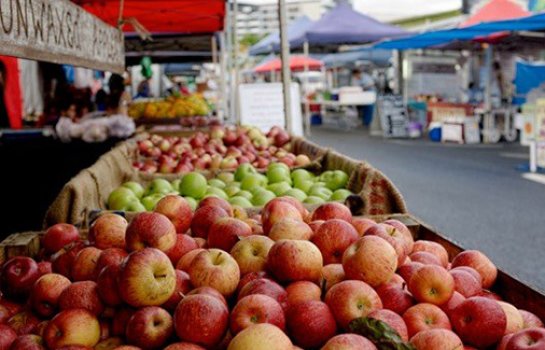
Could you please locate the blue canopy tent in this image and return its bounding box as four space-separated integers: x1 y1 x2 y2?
322 49 393 68
289 2 408 50
248 16 314 56
513 59 545 105
375 13 545 50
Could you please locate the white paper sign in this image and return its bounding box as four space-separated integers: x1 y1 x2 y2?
238 83 303 136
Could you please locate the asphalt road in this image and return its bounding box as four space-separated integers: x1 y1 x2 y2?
310 126 545 293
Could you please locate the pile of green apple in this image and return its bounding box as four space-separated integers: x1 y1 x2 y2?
107 163 354 211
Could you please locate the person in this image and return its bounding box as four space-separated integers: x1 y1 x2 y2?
135 78 152 99
108 73 131 115
0 61 10 128
352 69 376 92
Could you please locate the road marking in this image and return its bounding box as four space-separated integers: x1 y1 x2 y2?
500 152 529 160
522 173 545 185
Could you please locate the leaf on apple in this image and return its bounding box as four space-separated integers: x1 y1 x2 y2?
348 317 416 350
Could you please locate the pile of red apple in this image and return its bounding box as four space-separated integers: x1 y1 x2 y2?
134 126 312 174
0 195 543 350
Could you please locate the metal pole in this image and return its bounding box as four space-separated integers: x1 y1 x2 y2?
233 0 240 125
211 35 218 65
219 32 228 122
484 45 493 143
278 0 293 133
224 1 232 122
303 40 311 136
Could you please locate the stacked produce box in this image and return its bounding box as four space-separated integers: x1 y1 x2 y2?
0 126 543 350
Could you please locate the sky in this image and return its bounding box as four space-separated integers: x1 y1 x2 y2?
242 0 463 22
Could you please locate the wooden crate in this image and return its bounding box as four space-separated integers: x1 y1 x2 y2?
0 231 43 264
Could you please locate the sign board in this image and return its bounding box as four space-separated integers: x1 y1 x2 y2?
536 107 545 168
0 0 124 73
376 95 408 138
238 83 303 136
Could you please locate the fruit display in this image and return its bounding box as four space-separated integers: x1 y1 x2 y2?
128 95 211 119
134 126 310 174
107 163 353 211
0 197 542 350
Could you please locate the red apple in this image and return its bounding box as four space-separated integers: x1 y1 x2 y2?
342 236 397 287
188 249 240 297
311 202 352 223
230 294 285 335
126 212 177 252
403 303 451 338
409 251 442 266
375 282 415 315
506 327 545 350
262 201 303 235
1 257 40 298
412 240 449 267
174 294 229 348
397 261 424 284
268 218 313 241
499 301 524 335
36 262 52 277
8 334 45 350
265 196 309 219
308 220 325 233
190 206 229 239
96 265 122 307
519 310 544 329
166 234 198 266
410 329 463 350
42 224 80 254
321 334 377 350
237 271 269 294
89 214 127 250
238 278 288 311
311 219 359 265
118 248 176 307
6 311 39 335
285 281 321 306
320 263 345 291
451 250 497 289
43 309 100 349
365 223 409 265
95 248 128 274
71 247 102 281
227 324 292 350
163 270 192 311
111 308 135 337
286 300 337 349
208 218 252 252
230 235 274 275
155 195 193 234
369 309 409 341
197 197 234 217
439 291 466 316
325 280 382 330
30 273 71 318
449 268 482 298
51 241 85 278
164 343 206 350
59 281 104 316
351 218 376 236
451 296 507 348
186 286 228 307
0 324 17 350
267 240 323 283
125 306 173 349
176 248 205 271
408 265 454 305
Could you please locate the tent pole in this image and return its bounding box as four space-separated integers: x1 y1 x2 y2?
278 0 293 133
303 40 311 136
233 0 240 125
484 45 493 143
219 32 228 122
212 35 218 66
225 1 232 123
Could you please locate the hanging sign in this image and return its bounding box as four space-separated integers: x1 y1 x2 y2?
0 0 124 73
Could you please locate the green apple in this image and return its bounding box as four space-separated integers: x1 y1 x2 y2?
241 174 268 192
304 196 326 205
309 184 333 200
108 187 137 208
291 169 313 186
205 187 228 200
109 195 138 211
126 200 146 212
121 182 145 198
320 170 349 191
141 194 164 211
295 179 314 194
267 162 290 174
208 179 226 189
283 188 307 202
331 189 352 201
267 182 292 196
224 184 241 197
179 172 208 199
184 196 198 211
234 163 257 182
237 190 253 200
171 179 182 192
147 179 173 196
229 196 253 208
217 172 235 184
251 190 276 207
267 166 291 185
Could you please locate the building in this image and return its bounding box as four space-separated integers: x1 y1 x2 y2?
236 0 324 38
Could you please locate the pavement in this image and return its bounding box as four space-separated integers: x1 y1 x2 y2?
310 126 545 293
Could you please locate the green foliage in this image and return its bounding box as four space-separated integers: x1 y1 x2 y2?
349 317 416 350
